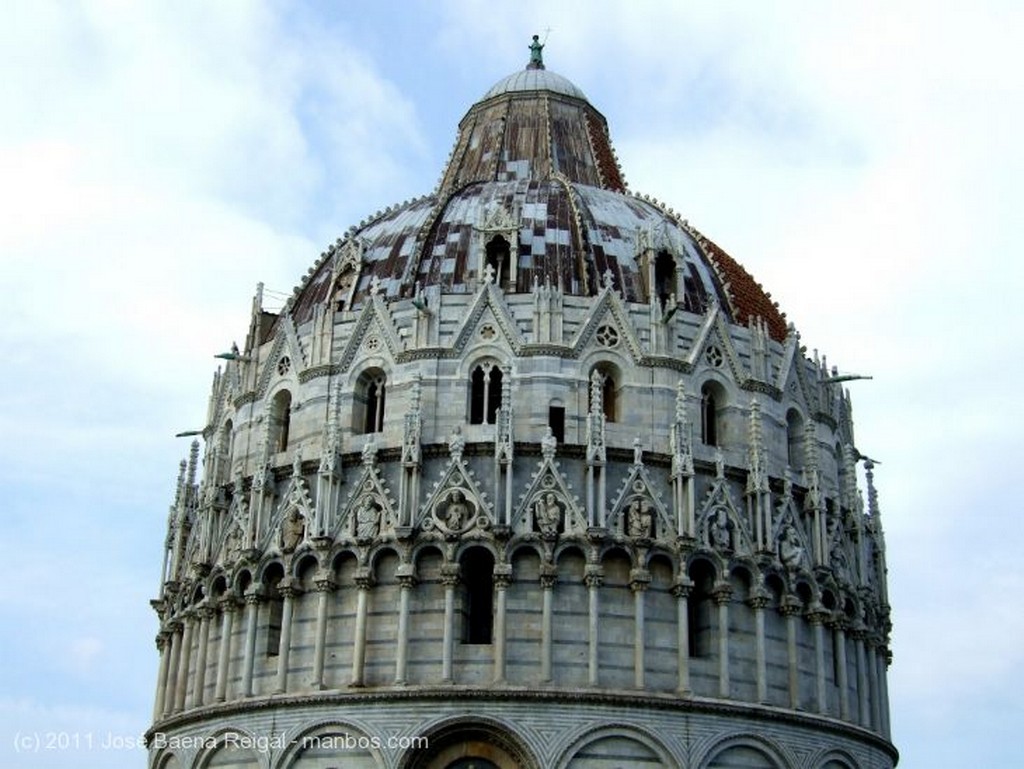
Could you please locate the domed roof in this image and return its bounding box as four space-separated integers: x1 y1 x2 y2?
482 68 588 101
284 42 788 342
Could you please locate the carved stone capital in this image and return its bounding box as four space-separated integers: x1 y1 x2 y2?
493 564 513 589
629 568 651 593
217 595 240 613
354 567 374 590
440 564 461 588
711 582 733 605
584 565 604 589
671 578 693 599
539 563 558 590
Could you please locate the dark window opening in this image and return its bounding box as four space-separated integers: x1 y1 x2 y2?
355 371 386 434
589 367 618 422
548 405 565 443
461 548 495 644
470 363 502 425
485 235 511 288
654 250 676 307
365 379 385 433
263 569 283 656
701 384 718 446
787 409 804 469
688 562 715 658
271 391 292 453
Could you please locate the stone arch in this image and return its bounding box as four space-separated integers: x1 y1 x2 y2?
806 748 861 769
397 716 539 769
292 552 320 583
152 749 183 769
193 727 265 769
276 719 384 769
698 733 790 769
556 723 678 768
267 387 294 455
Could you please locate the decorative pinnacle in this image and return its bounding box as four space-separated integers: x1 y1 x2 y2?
528 34 545 70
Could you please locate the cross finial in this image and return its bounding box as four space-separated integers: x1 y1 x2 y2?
482 262 496 284
369 274 382 296
602 268 615 290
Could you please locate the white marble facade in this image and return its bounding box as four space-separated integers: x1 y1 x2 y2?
149 47 895 769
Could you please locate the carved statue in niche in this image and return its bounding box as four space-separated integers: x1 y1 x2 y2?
355 493 381 541
628 497 653 538
441 489 471 533
223 522 241 562
535 492 562 537
280 508 305 553
709 507 731 550
779 525 804 572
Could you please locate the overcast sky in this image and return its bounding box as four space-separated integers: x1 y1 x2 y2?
1 2 1021 768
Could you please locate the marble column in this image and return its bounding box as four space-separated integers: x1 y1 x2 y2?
672 581 691 695
153 632 172 721
310 575 335 690
855 629 871 726
492 566 511 684
808 605 828 715
781 598 801 709
585 567 603 686
240 589 261 697
173 612 195 712
631 570 651 690
190 605 214 708
713 584 732 698
879 646 892 737
869 642 882 731
274 580 299 693
162 622 181 717
750 593 768 703
834 619 850 720
214 597 237 702
540 567 556 682
394 570 415 685
351 570 373 687
441 565 459 684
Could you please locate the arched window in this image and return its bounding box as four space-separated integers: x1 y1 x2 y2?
485 234 511 288
654 250 677 307
269 391 292 453
787 409 805 470
700 382 721 446
687 560 715 658
355 369 386 434
461 547 495 644
588 364 619 422
470 362 503 425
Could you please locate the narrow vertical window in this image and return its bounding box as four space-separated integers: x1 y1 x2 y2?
787 409 805 470
270 391 292 453
700 384 718 446
355 370 387 434
469 362 503 425
548 403 565 443
654 250 676 307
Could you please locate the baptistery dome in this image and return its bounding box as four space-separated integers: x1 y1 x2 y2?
148 42 895 769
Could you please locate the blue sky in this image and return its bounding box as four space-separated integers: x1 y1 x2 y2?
1 2 1021 767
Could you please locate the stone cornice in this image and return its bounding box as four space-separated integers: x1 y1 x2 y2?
146 686 898 762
